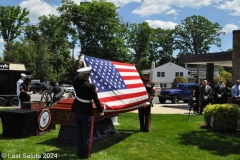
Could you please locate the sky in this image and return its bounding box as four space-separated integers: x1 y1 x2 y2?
0 0 239 59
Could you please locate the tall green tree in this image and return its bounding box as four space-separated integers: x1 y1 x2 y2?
38 15 72 81
128 22 151 71
58 0 129 62
150 28 175 66
174 15 224 55
0 5 29 44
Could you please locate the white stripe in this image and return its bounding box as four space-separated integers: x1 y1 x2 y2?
119 72 140 76
104 103 145 112
98 87 147 98
114 64 135 69
124 79 143 84
104 95 148 106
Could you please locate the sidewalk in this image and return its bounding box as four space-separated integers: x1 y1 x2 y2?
130 103 193 114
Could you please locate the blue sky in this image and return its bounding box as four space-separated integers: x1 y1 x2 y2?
0 0 239 59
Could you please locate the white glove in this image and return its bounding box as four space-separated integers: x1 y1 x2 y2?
27 92 33 95
99 112 104 116
146 102 151 106
217 94 221 98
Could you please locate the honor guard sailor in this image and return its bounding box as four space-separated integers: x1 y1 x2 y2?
16 73 30 108
138 71 155 132
72 67 104 159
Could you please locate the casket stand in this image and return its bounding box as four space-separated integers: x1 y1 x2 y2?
50 98 117 144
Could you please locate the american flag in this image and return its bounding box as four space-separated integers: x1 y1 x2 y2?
83 55 148 110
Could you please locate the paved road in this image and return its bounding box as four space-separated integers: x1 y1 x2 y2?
130 96 192 114
2 95 193 114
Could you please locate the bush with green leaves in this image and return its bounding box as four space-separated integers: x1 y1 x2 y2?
222 72 232 87
213 76 227 85
204 103 239 132
172 76 186 84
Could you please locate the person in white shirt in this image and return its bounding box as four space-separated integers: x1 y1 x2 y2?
231 79 240 105
16 73 27 108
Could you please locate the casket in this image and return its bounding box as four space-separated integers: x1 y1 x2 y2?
50 98 118 126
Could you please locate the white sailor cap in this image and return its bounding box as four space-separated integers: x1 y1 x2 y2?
21 73 27 77
77 67 92 75
142 71 150 76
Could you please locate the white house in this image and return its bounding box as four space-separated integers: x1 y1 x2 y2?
143 62 190 89
143 62 220 89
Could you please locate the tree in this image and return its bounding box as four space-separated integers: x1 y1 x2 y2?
128 22 151 70
58 0 129 62
173 76 186 83
174 15 225 55
150 28 175 66
0 5 29 44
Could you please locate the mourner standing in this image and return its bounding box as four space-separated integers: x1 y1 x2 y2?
16 73 27 108
200 80 212 115
192 84 200 114
138 71 155 132
214 80 226 104
72 67 104 159
52 82 62 97
231 79 240 105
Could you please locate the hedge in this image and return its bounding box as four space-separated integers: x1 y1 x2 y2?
204 103 240 132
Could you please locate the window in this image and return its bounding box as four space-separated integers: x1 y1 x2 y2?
160 83 167 88
175 72 183 77
157 72 165 77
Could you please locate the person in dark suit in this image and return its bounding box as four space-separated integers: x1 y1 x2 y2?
214 80 226 104
52 83 62 97
192 84 200 114
138 71 155 132
200 80 212 115
72 67 104 159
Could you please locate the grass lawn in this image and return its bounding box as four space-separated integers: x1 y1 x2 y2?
0 110 240 160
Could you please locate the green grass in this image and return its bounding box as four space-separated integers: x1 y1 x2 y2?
1 111 240 160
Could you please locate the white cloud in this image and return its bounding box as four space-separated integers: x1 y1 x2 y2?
222 24 239 34
19 0 59 23
106 0 141 6
145 20 178 29
0 38 4 43
132 0 220 17
217 0 240 16
165 9 178 15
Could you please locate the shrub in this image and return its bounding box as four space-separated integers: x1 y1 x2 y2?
173 76 186 84
222 72 232 87
213 76 227 85
204 103 239 132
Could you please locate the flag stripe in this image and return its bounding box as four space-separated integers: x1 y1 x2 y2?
99 91 148 102
84 55 148 110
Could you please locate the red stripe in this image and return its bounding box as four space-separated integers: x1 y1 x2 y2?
117 68 138 72
88 116 94 158
125 83 145 88
121 76 142 80
105 99 148 110
99 91 147 102
112 61 134 66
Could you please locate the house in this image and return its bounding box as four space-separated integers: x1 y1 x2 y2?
143 62 190 89
143 62 219 89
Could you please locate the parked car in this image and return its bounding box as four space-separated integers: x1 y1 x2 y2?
60 84 74 93
31 83 52 94
158 83 197 104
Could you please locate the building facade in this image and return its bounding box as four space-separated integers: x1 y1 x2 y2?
143 62 219 89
